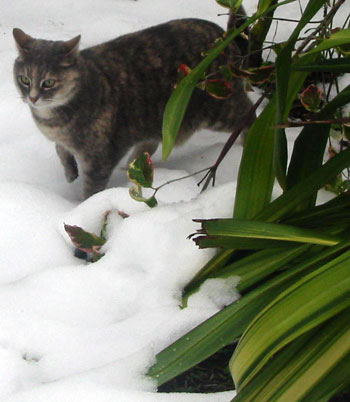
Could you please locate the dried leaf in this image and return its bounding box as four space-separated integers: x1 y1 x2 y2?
118 210 130 219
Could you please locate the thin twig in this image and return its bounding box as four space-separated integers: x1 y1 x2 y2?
276 117 350 128
218 12 323 24
152 167 210 195
294 0 346 57
198 89 269 191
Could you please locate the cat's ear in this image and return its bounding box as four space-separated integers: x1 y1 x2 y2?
13 28 34 54
61 35 81 66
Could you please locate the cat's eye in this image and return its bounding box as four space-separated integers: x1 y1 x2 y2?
42 79 56 89
18 75 31 86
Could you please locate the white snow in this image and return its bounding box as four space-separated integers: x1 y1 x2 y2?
0 0 348 401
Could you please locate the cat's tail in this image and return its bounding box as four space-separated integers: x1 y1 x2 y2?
227 5 249 60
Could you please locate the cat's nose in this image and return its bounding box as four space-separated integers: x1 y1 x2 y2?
29 94 40 104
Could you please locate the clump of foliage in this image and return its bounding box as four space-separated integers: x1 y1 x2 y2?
147 0 350 401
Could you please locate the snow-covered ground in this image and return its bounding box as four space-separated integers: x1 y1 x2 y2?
0 1 349 401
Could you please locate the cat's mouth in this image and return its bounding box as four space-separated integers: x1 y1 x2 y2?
27 97 56 109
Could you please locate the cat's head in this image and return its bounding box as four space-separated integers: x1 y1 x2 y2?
13 28 81 109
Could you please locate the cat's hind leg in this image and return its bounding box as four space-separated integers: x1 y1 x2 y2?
81 155 118 199
55 144 79 183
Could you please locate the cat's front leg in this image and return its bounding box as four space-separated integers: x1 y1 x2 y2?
55 144 79 183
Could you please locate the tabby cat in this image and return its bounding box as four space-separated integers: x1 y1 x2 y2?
13 11 253 199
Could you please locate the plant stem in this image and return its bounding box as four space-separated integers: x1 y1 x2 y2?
152 167 211 196
277 117 350 128
294 0 346 57
198 89 269 191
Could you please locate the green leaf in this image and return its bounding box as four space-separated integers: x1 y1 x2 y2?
256 147 350 222
64 224 106 254
127 152 154 188
299 340 350 402
149 239 350 386
275 312 350 402
216 0 242 11
286 84 350 210
182 249 235 305
205 79 232 99
299 84 323 113
183 245 310 305
231 310 350 402
185 144 350 300
273 0 327 190
144 195 158 208
100 210 111 241
162 22 249 160
303 28 350 56
233 98 276 219
230 249 350 389
193 218 343 249
162 0 295 161
231 329 316 402
129 186 158 208
247 0 278 67
292 57 350 73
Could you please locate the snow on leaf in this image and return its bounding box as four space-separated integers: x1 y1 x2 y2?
64 224 106 254
100 210 111 241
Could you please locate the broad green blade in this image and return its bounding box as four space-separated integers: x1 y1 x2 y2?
183 245 310 304
299 349 350 402
230 250 350 389
234 0 329 217
287 84 350 211
231 310 350 402
148 240 350 386
185 147 350 300
231 330 316 402
162 13 254 160
248 0 278 68
276 312 350 402
195 236 302 249
182 249 236 306
194 219 343 249
256 147 350 222
148 280 282 386
273 0 327 189
216 245 310 292
233 98 276 219
293 57 350 73
282 192 350 227
162 0 295 160
303 28 350 56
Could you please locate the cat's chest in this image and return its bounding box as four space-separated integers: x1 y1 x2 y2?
31 107 75 147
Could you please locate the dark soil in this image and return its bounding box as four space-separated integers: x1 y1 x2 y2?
158 343 236 394
158 343 350 401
